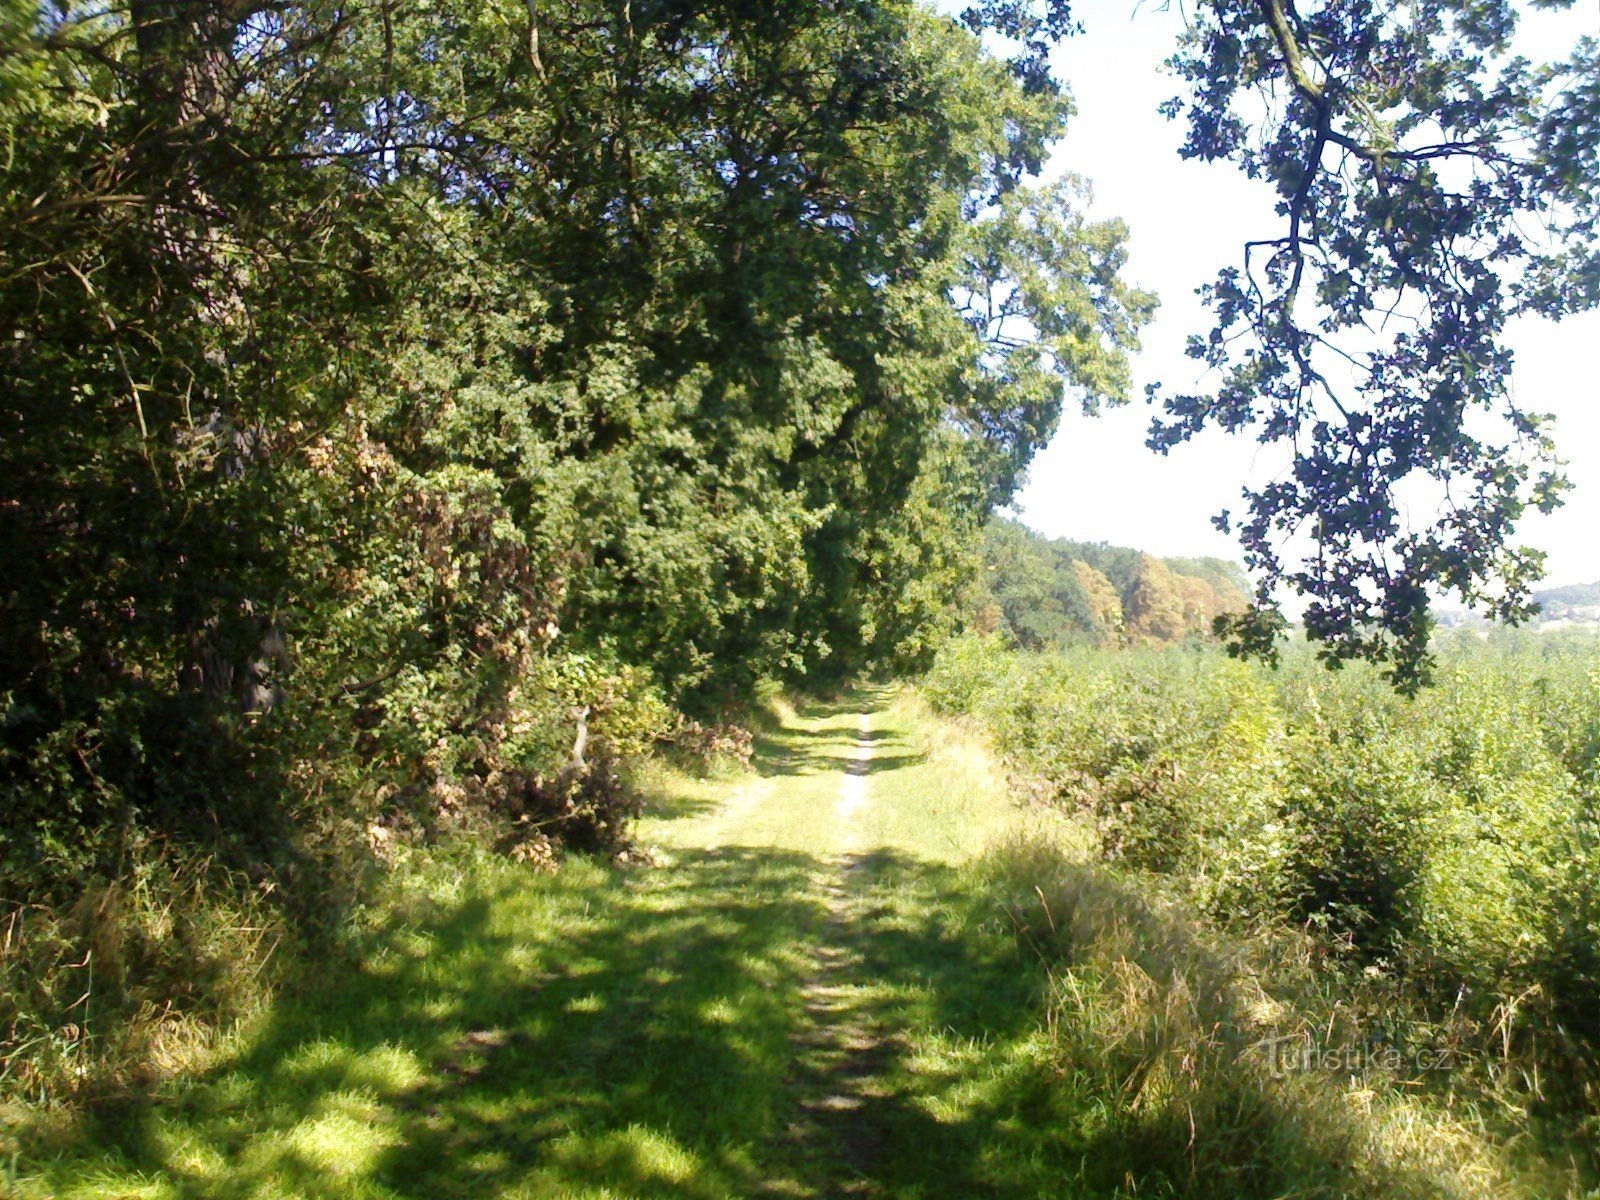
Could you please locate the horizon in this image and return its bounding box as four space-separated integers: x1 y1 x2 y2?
1002 507 1600 593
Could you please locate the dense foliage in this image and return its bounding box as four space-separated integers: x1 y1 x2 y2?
0 0 1162 1096
927 632 1600 1110
972 517 1249 647
0 0 1154 901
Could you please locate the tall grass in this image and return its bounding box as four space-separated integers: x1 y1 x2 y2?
0 839 292 1120
925 632 1600 1171
977 835 1560 1198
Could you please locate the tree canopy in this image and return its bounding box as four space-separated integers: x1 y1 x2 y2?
0 0 1154 890
1 0 1594 895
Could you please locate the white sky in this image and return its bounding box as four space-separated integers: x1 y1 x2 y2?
998 0 1600 588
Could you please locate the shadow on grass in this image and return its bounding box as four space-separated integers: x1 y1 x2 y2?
746 691 924 781
59 840 1076 1200
638 787 723 822
45 686 1429 1200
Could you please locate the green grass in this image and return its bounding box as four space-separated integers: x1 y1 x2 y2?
20 850 819 1198
8 687 1068 1198
7 686 1578 1198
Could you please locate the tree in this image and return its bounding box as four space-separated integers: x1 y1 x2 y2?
1174 574 1220 636
0 0 1153 891
1070 560 1125 644
1124 554 1189 644
1151 0 1597 686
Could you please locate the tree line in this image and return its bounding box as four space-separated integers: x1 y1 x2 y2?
973 517 1250 649
5 0 1594 897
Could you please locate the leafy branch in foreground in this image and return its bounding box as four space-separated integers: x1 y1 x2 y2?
1153 0 1596 688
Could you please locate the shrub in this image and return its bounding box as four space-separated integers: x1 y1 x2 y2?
1279 720 1438 962
920 631 1020 718
657 719 756 777
928 632 1600 1115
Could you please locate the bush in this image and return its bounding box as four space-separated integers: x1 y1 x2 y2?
656 719 756 777
927 632 1600 1111
1280 720 1438 961
921 631 1020 717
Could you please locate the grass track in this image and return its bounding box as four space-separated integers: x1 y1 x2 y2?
9 686 1567 1198
15 687 1085 1199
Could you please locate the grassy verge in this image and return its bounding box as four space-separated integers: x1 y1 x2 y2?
7 686 1584 1198
0 846 294 1145
5 687 1034 1198
976 837 1592 1198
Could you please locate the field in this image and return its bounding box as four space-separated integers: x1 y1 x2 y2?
924 632 1600 1190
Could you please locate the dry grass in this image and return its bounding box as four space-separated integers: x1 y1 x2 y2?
980 833 1575 1199
1 842 289 1119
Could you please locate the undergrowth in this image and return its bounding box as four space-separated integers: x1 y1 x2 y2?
0 844 290 1113
927 631 1600 1188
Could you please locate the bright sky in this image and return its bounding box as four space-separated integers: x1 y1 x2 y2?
1003 0 1600 589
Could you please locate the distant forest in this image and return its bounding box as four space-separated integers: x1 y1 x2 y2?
1535 582 1600 611
972 518 1249 649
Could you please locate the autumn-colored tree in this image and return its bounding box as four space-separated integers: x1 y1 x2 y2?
1175 574 1222 636
973 603 1006 636
1071 561 1124 645
1124 555 1188 645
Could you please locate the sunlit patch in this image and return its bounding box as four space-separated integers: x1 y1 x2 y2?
345 1045 427 1095
240 1098 399 1180
278 1041 424 1097
462 1147 511 1173
390 929 435 960
149 1119 228 1178
57 1176 177 1200
548 1125 702 1187
700 997 739 1025
281 1039 352 1079
498 944 540 973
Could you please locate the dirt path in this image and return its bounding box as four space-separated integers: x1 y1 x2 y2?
683 693 1035 1199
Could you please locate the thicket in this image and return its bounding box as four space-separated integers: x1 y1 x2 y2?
0 0 1154 1102
926 632 1600 1128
